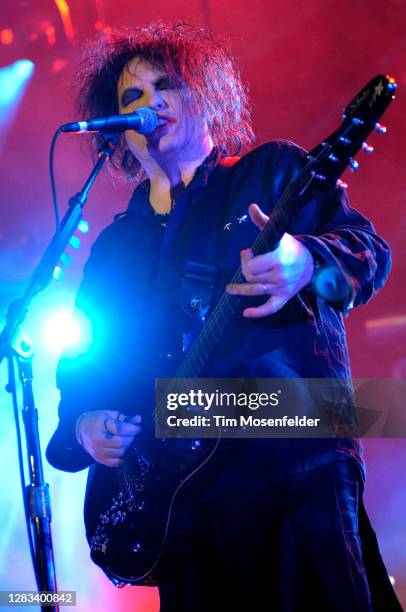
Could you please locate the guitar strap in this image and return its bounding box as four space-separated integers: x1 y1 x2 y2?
179 156 240 321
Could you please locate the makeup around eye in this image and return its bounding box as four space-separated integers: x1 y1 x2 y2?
120 78 182 107
120 88 142 107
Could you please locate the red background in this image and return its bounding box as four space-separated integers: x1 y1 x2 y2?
0 1 405 609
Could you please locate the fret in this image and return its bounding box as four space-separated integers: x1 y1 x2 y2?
177 361 195 378
184 355 201 376
202 327 216 351
207 315 225 340
196 339 211 363
216 303 230 326
205 317 219 339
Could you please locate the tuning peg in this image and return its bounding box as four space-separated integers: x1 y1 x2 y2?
361 142 374 154
352 118 364 126
311 171 326 182
387 77 397 91
328 153 339 163
339 136 351 145
336 179 348 191
374 122 387 134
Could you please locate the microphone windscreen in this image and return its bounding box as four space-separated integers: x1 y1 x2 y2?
137 108 158 135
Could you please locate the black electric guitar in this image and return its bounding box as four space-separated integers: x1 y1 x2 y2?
84 75 396 586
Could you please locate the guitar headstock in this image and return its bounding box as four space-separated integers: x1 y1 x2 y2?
307 74 397 191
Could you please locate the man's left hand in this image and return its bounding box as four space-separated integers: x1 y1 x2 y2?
226 203 314 318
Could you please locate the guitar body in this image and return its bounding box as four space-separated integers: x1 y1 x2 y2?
82 75 396 586
84 422 219 585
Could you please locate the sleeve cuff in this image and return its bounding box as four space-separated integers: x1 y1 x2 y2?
46 418 94 473
295 234 356 313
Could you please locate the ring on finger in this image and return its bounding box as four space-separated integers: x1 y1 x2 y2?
261 283 269 294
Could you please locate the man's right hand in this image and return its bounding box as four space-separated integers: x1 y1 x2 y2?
75 410 142 468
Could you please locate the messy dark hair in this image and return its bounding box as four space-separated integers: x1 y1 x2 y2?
75 22 255 181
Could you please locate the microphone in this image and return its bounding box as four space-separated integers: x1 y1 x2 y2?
60 107 158 135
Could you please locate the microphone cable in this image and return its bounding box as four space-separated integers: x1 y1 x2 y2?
49 127 63 234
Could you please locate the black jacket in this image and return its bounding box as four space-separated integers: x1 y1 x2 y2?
46 140 391 480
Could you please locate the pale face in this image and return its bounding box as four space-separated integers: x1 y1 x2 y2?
117 57 210 163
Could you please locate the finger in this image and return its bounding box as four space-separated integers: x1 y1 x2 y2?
241 249 280 277
102 410 124 422
126 414 142 425
116 413 142 424
101 434 137 449
227 282 275 297
100 447 128 458
240 248 254 271
237 267 284 285
243 295 288 318
104 417 142 436
105 428 141 444
99 458 124 468
248 203 269 230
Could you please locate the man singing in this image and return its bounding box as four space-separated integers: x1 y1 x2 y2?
46 22 402 611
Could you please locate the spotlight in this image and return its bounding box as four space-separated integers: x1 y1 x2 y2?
13 59 35 79
0 59 35 146
42 310 92 354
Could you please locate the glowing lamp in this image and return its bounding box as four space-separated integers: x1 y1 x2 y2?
69 235 81 249
60 252 72 266
13 59 35 80
0 60 35 107
0 29 14 45
53 266 64 281
42 310 92 354
77 220 89 234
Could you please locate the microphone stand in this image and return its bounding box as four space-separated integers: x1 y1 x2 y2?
0 133 119 609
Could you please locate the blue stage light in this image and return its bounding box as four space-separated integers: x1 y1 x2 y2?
53 265 64 281
77 220 89 234
13 59 35 80
42 309 93 354
0 59 35 107
0 59 35 148
69 235 81 250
